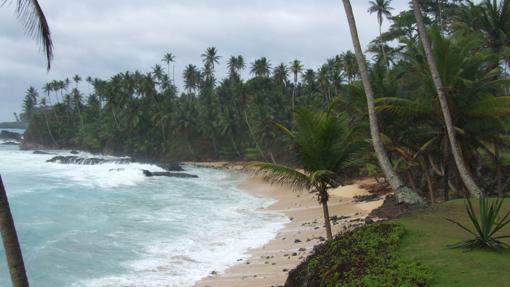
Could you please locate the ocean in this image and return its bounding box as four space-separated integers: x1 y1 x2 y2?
0 130 287 287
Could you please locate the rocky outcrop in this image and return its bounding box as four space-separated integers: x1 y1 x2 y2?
155 162 184 172
142 170 198 178
46 156 131 165
33 151 52 155
0 130 22 141
1 141 19 145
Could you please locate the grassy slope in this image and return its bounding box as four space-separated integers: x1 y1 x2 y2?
395 199 510 287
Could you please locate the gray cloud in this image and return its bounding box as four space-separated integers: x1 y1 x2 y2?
0 0 409 121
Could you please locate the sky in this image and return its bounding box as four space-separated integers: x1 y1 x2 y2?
0 0 409 122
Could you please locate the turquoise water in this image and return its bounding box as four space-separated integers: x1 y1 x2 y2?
0 142 286 286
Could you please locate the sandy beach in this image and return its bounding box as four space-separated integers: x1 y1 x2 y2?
193 170 385 287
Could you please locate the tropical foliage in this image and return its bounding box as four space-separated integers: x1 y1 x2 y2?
249 108 366 240
447 195 510 251
20 1 510 203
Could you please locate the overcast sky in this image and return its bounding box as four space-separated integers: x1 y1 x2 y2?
0 0 409 122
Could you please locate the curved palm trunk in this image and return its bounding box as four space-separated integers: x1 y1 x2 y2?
342 0 423 205
319 188 333 240
412 0 481 197
0 176 30 287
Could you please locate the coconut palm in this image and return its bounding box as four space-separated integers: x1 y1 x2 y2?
227 55 245 79
162 52 176 83
250 108 366 240
368 0 393 66
250 57 271 78
183 64 201 97
290 59 304 116
412 0 482 197
2 1 53 286
341 0 423 204
340 51 359 83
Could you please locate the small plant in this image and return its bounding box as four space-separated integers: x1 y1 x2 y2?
446 195 510 251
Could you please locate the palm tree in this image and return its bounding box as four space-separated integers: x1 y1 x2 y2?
227 55 246 79
73 74 82 89
341 0 423 205
250 57 271 78
368 0 393 38
340 51 359 83
2 1 53 286
290 59 304 116
183 64 201 97
368 0 393 66
250 108 365 240
162 52 176 83
201 47 220 84
412 0 482 197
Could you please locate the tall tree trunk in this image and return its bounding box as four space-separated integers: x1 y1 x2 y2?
320 188 333 240
442 136 450 201
342 0 423 205
0 176 30 287
425 166 435 204
412 0 482 197
243 110 267 161
43 111 57 147
495 140 503 197
230 135 242 158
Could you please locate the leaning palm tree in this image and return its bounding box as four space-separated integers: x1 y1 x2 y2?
412 0 482 197
341 0 423 205
250 108 366 240
2 2 52 286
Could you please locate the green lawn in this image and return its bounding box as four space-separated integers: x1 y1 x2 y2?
395 199 510 287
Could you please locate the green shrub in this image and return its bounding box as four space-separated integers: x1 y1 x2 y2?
446 195 510 251
284 222 432 287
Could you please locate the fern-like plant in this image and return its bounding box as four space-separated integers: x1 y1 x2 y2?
446 195 510 251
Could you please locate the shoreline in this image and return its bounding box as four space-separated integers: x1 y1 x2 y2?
193 170 385 287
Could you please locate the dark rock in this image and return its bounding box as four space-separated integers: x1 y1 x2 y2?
0 130 22 141
33 151 51 155
294 239 302 243
1 141 19 145
142 170 198 178
353 194 381 203
298 248 306 252
70 150 79 154
156 162 184 171
292 252 298 256
46 156 131 165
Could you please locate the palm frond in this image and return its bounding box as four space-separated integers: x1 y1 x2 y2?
248 162 311 191
3 0 53 70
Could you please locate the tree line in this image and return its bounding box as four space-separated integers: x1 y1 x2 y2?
21 0 510 205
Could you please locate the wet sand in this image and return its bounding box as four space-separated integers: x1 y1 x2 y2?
193 175 384 287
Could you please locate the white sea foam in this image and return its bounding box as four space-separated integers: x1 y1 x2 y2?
0 148 289 287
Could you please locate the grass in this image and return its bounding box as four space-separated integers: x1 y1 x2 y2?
395 199 510 287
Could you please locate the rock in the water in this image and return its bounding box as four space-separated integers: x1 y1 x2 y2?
156 162 184 171
142 170 198 178
1 141 19 145
70 150 80 154
46 156 131 165
0 130 22 141
33 150 52 155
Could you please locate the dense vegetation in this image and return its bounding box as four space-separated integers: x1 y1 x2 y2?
285 199 510 287
285 222 432 287
20 1 510 203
